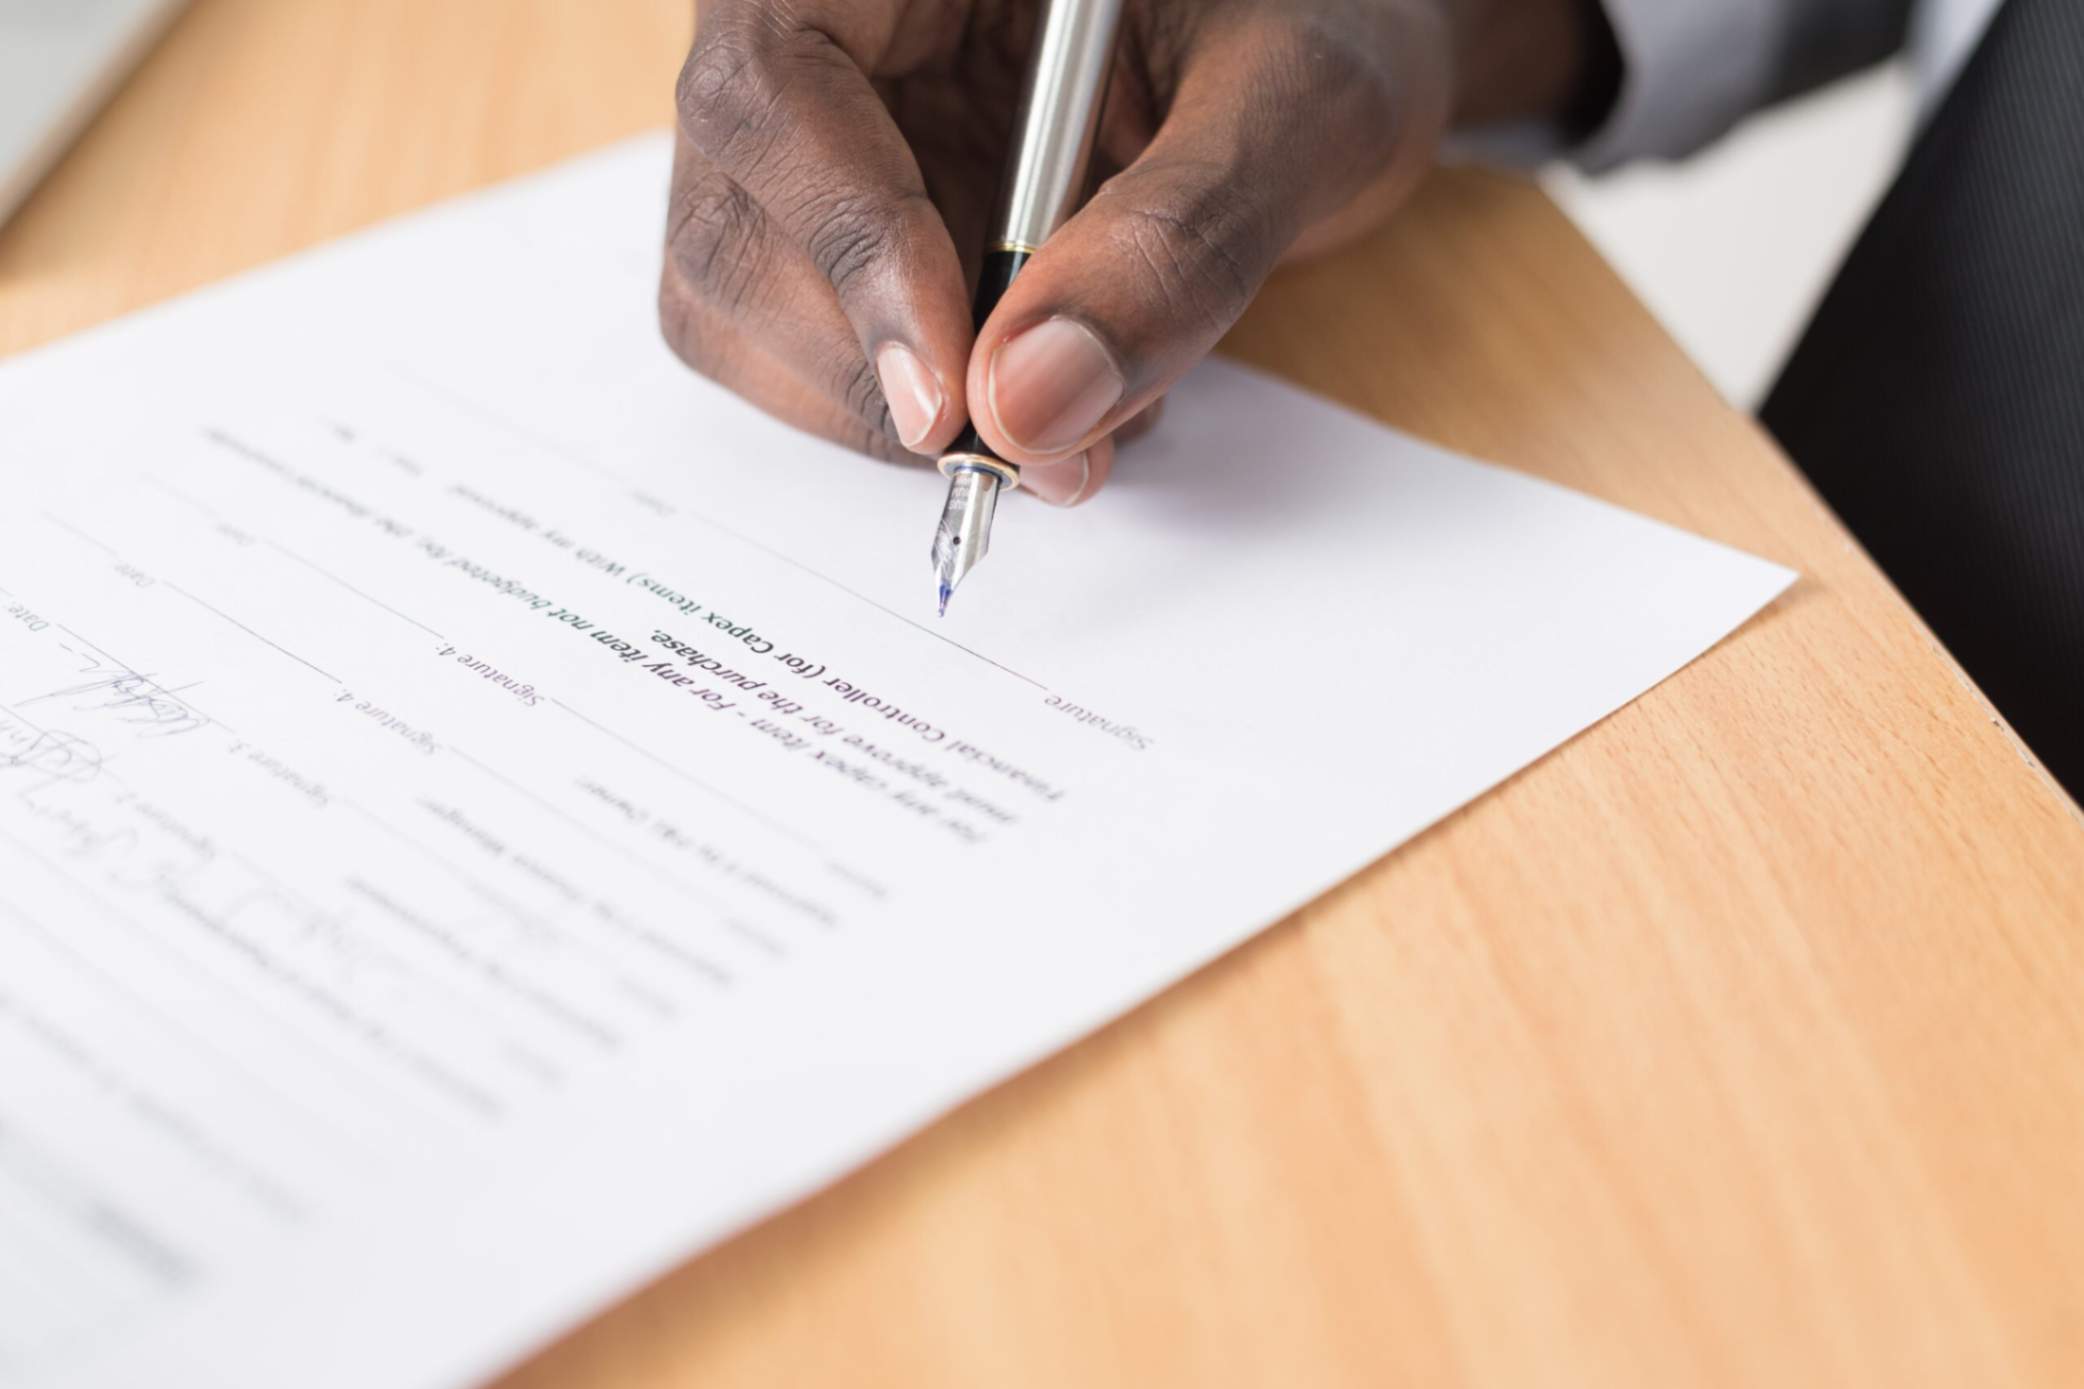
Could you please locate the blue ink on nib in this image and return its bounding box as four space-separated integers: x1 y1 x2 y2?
937 579 952 618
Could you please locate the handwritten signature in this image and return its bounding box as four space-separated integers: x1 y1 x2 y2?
0 717 104 788
23 657 207 739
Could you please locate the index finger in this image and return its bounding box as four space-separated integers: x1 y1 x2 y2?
677 2 974 454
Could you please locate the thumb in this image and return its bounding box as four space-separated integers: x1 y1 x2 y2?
968 12 1443 469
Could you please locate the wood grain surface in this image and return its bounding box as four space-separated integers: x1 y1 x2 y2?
4 3 2081 1385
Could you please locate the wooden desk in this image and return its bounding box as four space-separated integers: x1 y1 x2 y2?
6 2 2082 1385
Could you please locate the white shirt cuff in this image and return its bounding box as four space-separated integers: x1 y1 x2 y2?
1575 0 1786 170
1447 0 1789 173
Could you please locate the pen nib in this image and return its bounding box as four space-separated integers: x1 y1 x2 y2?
930 464 1001 617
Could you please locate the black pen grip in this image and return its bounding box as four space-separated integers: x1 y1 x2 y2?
946 247 1032 462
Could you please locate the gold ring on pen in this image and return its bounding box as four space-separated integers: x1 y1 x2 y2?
938 452 1021 489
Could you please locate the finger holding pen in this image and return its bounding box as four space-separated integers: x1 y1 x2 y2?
667 1 977 460
658 0 1618 507
967 3 1450 480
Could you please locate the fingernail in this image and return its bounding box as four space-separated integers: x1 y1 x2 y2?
1023 453 1092 508
988 317 1124 456
875 342 943 450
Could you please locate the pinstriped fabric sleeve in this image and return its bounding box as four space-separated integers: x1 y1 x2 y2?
1573 0 1918 170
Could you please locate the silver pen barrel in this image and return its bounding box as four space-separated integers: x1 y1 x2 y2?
931 0 1125 615
994 0 1126 255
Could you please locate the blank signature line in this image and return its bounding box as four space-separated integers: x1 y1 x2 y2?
159 580 341 685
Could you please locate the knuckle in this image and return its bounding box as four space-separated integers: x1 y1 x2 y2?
667 170 768 315
1251 12 1403 142
836 352 897 443
676 26 786 162
801 187 923 300
1104 174 1268 331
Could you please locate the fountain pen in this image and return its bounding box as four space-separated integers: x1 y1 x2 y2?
931 0 1126 616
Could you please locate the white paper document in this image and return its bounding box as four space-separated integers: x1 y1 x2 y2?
0 135 1792 1388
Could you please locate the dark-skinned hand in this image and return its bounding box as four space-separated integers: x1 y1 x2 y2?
661 0 1609 505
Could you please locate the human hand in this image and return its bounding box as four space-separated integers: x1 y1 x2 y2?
661 0 1606 504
